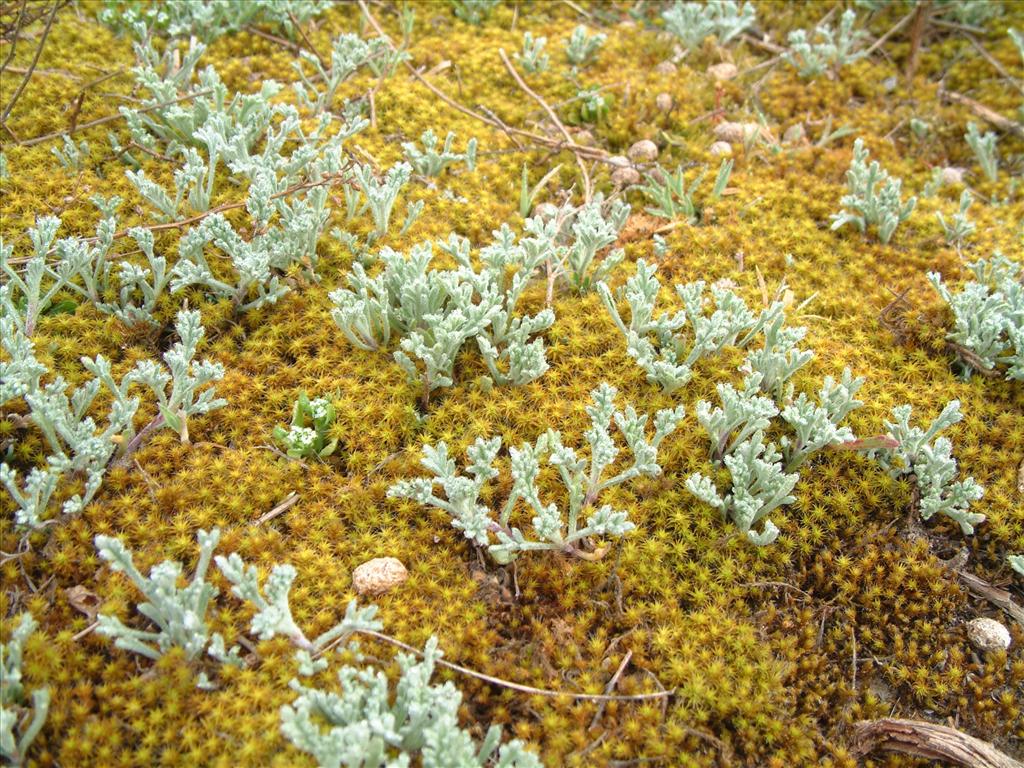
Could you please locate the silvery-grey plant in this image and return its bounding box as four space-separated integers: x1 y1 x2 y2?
565 25 606 67
1 320 140 530
965 122 999 183
51 135 90 174
127 308 226 442
516 31 549 74
830 138 916 244
935 189 976 249
928 254 1023 381
557 195 630 293
868 401 985 534
686 429 797 546
784 9 867 79
215 553 381 676
293 33 387 114
402 130 478 177
330 222 557 406
354 162 413 240
388 383 684 563
1 216 72 337
280 635 541 768
94 529 242 688
1 614 49 767
661 0 756 51
599 260 778 394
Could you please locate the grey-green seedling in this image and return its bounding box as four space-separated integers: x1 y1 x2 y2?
389 383 685 563
516 31 549 74
1 216 72 337
868 401 985 535
599 260 778 393
293 33 387 114
127 308 227 442
51 135 90 174
687 426 797 546
574 86 611 124
1 614 50 767
661 0 756 51
784 9 866 79
353 162 413 240
451 0 500 25
215 553 382 676
830 138 916 244
280 635 541 768
1 316 140 530
94 529 242 687
639 160 732 223
557 195 630 293
1010 554 1024 576
331 223 556 406
965 122 999 183
402 129 477 176
928 254 1023 381
565 25 606 67
273 392 338 460
935 189 976 249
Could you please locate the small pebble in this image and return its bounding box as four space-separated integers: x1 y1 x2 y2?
352 557 408 596
940 166 965 186
654 61 677 75
782 123 806 145
709 141 732 157
573 129 596 147
611 166 641 186
716 121 762 144
606 154 630 168
533 202 560 219
966 617 1011 652
627 139 659 163
655 93 674 112
707 62 738 81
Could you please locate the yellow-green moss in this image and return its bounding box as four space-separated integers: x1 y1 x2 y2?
2 0 1022 766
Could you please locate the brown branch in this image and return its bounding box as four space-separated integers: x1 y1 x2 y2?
864 7 917 57
355 0 607 164
0 0 28 74
0 0 62 125
940 89 1024 139
323 629 674 703
15 87 215 147
498 47 591 202
853 718 1023 768
966 35 1024 95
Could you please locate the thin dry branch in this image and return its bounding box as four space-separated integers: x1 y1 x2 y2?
355 0 608 165
940 89 1024 138
327 629 674 704
853 718 1023 768
1 0 62 125
498 47 592 202
16 87 214 147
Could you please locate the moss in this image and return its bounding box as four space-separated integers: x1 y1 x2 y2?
2 0 1023 765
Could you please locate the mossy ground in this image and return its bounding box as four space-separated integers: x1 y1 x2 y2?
1 1 1023 766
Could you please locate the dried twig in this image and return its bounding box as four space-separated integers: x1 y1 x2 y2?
498 48 591 202
864 7 917 57
853 718 1023 768
16 87 214 147
588 650 632 730
940 89 1024 139
318 629 674 703
1 0 62 125
254 492 300 525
